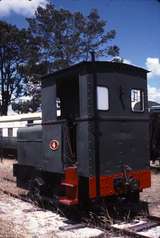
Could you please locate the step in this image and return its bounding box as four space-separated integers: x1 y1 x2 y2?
59 197 78 206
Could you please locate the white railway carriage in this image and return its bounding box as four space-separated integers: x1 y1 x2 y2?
0 112 42 137
0 113 42 158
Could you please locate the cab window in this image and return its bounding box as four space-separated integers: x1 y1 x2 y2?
131 89 144 112
97 86 109 111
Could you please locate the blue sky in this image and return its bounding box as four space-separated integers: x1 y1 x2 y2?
0 0 160 102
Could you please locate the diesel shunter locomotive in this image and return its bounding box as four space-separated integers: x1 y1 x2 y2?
13 61 151 206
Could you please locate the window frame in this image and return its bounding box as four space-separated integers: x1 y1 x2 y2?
8 128 13 137
130 88 145 113
97 86 110 111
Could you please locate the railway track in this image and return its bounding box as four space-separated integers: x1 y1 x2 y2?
0 179 29 203
0 177 160 237
57 213 160 238
2 177 15 183
110 216 160 238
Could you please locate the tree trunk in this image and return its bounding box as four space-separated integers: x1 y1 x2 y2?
0 92 10 115
1 103 8 116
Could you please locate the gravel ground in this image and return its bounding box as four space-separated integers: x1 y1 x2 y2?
0 160 114 237
0 192 105 238
0 159 160 237
141 169 160 217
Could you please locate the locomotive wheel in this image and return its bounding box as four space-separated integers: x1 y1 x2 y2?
28 177 45 206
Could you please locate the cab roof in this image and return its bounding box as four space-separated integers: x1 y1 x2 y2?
42 61 148 87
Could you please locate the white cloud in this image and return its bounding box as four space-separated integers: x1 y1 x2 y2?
123 58 132 65
0 0 48 17
148 85 160 103
145 57 160 79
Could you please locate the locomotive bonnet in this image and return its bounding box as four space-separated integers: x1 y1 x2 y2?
13 61 151 205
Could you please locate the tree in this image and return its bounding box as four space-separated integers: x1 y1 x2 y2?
12 98 40 114
12 82 41 113
12 3 119 114
0 21 30 115
26 3 119 73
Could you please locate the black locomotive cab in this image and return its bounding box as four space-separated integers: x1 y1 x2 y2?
14 61 151 206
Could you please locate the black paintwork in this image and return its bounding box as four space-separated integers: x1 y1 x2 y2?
14 61 150 201
149 109 160 161
0 137 17 158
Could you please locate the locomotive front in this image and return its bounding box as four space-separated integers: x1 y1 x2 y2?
14 61 151 206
